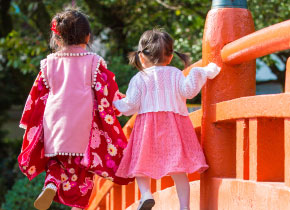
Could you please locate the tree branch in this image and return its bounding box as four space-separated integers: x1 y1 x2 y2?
155 0 181 10
18 0 51 43
268 62 285 88
0 0 13 37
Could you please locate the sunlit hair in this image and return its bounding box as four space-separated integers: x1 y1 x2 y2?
49 7 91 51
128 28 190 70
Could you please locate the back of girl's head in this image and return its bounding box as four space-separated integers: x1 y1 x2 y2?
128 28 190 70
50 7 91 50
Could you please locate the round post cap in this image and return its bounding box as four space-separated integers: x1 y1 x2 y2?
212 0 247 9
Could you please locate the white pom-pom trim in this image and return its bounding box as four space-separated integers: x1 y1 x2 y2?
44 152 85 157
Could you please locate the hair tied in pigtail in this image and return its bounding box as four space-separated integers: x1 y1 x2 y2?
174 50 190 68
128 51 143 70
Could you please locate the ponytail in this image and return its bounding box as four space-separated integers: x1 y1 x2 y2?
174 51 190 68
128 51 143 70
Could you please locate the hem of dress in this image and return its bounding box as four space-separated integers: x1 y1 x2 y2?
137 110 190 116
45 152 84 157
116 164 209 180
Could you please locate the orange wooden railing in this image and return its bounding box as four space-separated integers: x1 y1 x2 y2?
87 18 290 210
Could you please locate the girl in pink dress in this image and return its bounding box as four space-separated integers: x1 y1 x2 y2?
18 8 132 210
114 29 221 210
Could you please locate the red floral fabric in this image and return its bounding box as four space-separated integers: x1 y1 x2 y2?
45 156 95 209
18 72 49 180
81 64 134 184
18 59 134 186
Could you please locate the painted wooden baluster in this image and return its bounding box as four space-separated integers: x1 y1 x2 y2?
156 179 161 192
285 57 290 187
109 185 122 210
236 119 249 180
249 118 258 181
249 118 284 182
285 118 290 187
106 193 110 210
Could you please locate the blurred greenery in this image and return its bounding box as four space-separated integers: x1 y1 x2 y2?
0 0 289 208
1 173 70 210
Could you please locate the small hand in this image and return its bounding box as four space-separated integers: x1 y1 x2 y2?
118 92 126 98
205 62 221 79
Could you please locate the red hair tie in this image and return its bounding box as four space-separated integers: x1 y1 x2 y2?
51 20 60 36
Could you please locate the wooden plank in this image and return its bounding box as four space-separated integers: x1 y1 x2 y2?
249 118 258 181
236 119 246 179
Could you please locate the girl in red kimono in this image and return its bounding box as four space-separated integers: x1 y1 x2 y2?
18 8 132 210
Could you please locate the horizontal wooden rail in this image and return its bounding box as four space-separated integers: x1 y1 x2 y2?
221 19 290 64
211 93 290 122
189 109 202 128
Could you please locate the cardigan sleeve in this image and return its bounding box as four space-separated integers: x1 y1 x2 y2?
178 62 221 99
113 74 142 116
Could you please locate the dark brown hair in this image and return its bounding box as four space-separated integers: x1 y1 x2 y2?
50 7 91 50
128 28 190 70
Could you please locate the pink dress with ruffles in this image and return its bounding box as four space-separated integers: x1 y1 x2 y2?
114 64 220 179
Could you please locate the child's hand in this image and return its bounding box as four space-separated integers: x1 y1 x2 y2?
205 62 221 79
113 91 126 102
118 92 126 98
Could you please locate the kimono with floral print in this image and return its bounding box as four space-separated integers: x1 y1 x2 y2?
18 55 134 188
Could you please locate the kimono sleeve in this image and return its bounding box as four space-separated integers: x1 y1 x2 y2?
20 59 49 129
18 59 50 181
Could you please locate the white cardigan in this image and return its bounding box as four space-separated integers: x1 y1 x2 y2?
113 63 220 116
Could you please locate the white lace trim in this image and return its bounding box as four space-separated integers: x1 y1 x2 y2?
92 55 107 88
45 152 85 157
45 183 57 192
54 51 95 57
40 59 50 89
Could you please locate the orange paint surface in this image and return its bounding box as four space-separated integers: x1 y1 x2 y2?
221 19 290 64
200 7 255 209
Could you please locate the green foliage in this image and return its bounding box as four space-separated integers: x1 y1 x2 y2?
1 173 70 210
0 137 22 205
0 30 48 74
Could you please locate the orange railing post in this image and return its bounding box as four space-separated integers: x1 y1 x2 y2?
200 0 255 208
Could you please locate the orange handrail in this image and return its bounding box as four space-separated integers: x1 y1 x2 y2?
221 19 290 64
